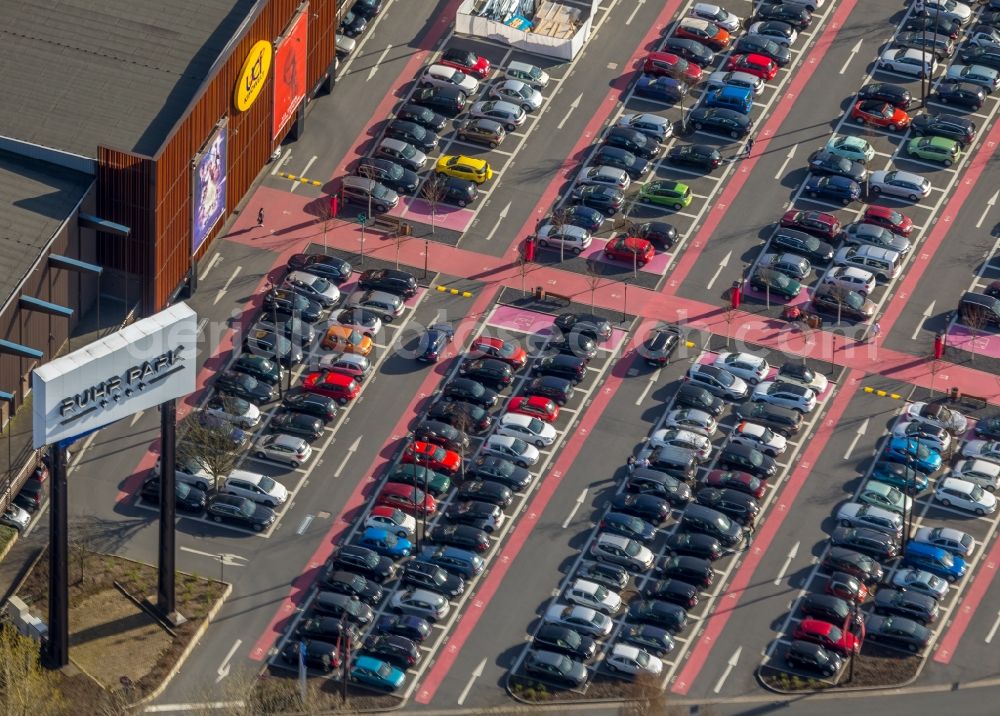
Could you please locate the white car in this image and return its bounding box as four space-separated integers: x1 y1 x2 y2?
960 440 1000 461
662 408 718 437
497 413 557 447
203 396 261 429
253 434 313 468
906 402 967 434
468 99 526 131
689 2 742 32
730 422 787 456
776 361 829 395
891 421 951 453
934 477 998 515
389 589 451 622
576 165 630 190
364 506 417 537
748 20 798 47
706 70 765 95
949 458 1000 492
836 502 903 536
945 64 1000 92
504 60 550 88
483 435 540 467
649 428 712 461
565 578 623 614
713 352 769 384
284 271 341 308
534 223 592 255
606 643 664 677
617 113 673 142
966 29 1000 50
221 470 289 507
751 381 816 413
309 352 372 382
891 568 949 600
1 503 31 532
687 363 750 400
917 0 972 26
868 170 931 202
334 307 382 337
420 64 480 94
820 266 876 296
543 603 613 637
878 48 935 78
490 79 543 111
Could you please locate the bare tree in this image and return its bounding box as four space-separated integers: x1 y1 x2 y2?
0 624 64 716
517 255 528 295
315 197 336 254
585 259 603 310
821 284 854 327
177 413 240 489
961 303 990 362
548 206 570 263
617 671 671 716
421 175 448 235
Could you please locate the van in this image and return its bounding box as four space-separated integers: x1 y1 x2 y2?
222 470 288 508
681 503 743 546
832 245 901 282
645 445 698 482
958 291 1000 328
704 85 753 114
340 175 399 213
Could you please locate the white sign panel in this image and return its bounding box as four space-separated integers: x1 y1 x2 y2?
32 303 198 449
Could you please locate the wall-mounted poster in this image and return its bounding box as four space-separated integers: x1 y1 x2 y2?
192 124 228 255
273 9 309 139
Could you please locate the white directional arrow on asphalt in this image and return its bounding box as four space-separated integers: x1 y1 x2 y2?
839 39 863 75
557 94 583 130
844 418 869 461
713 646 742 694
636 367 662 405
706 251 732 291
483 201 512 242
334 436 362 478
774 145 796 180
562 489 588 529
911 301 936 341
774 541 800 586
180 546 247 566
976 190 999 229
216 639 242 683
457 658 487 706
368 44 392 81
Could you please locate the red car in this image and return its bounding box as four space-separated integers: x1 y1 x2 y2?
861 206 914 237
793 619 859 656
469 336 527 369
724 54 777 81
779 210 841 240
603 236 655 266
377 482 437 516
702 469 766 499
850 100 910 131
642 51 703 84
438 47 491 79
507 396 560 422
302 371 361 404
674 18 731 51
402 440 461 475
825 571 870 604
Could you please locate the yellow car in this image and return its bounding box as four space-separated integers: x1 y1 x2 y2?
435 155 494 184
321 325 373 355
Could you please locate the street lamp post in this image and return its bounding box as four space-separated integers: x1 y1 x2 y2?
271 301 284 400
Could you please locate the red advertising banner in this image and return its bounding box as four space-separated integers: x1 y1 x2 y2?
273 9 308 139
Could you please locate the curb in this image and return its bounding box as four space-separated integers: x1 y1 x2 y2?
755 660 923 696
0 527 19 565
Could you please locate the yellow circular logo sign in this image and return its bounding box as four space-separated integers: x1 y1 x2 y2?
234 40 272 112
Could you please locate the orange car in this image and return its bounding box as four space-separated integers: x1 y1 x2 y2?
674 18 731 51
321 325 373 355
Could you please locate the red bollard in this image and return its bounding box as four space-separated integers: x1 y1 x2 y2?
524 236 536 262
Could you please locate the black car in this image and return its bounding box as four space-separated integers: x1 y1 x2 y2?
352 0 383 18
873 588 938 625
603 126 662 160
858 82 914 109
554 312 613 341
548 335 599 361
525 376 573 406
456 480 513 508
633 221 678 249
576 561 629 591
429 523 491 553
717 444 777 479
533 624 597 662
140 476 207 512
396 102 448 132
355 157 420 195
281 639 339 673
611 493 671 524
206 494 276 532
257 313 316 346
385 119 438 153
297 616 362 645
468 456 532 491
534 354 586 383
384 465 449 497
442 377 499 408
644 578 699 609
627 599 688 632
667 143 723 171
687 107 752 139
312 591 374 625
375 614 432 643
358 268 417 298
400 560 466 598
263 288 322 323
665 531 724 560
410 86 467 116
770 227 835 264
820 547 883 585
561 205 605 232
657 554 714 589
524 650 587 687
618 624 676 657
902 14 960 39
695 488 760 526
330 544 396 582
733 401 802 436
215 370 277 405
735 35 791 66
600 512 658 543
569 184 625 214
864 615 931 653
414 321 454 363
800 593 852 626
642 325 682 366
413 419 470 453
959 45 1000 72
446 499 504 533
427 400 492 434
283 391 338 422
910 112 976 146
785 640 842 677
361 634 420 670
340 9 367 37
626 468 691 507
459 358 514 389
287 253 352 283
592 145 649 179
675 383 726 416
319 569 384 605
936 81 985 110
975 414 1000 439
806 150 867 184
755 3 811 30
661 36 716 67
270 411 324 441
440 177 478 208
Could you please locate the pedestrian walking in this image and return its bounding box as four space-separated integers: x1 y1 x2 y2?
743 136 754 159
744 522 755 549
870 320 881 342
627 456 637 474
257 207 265 227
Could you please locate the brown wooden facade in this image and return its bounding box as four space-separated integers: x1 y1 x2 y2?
97 0 339 311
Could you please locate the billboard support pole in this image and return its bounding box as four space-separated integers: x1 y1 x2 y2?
46 443 69 668
158 399 181 623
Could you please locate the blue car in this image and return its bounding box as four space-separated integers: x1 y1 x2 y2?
883 437 942 475
358 527 412 558
376 614 432 642
416 322 454 363
599 511 658 544
634 74 687 103
804 174 862 206
351 655 406 690
901 542 967 583
871 461 929 493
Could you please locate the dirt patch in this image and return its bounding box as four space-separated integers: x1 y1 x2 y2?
760 645 920 691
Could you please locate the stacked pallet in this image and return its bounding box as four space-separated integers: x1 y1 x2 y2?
530 1 581 38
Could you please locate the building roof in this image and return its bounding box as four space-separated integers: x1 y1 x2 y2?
0 152 93 312
0 0 259 159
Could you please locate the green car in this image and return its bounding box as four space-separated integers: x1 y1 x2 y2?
639 180 692 210
750 267 801 298
858 481 912 515
905 136 960 166
232 354 283 385
386 465 451 496
824 135 875 164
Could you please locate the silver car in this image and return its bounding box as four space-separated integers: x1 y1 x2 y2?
617 113 673 141
346 289 404 322
505 60 550 88
389 589 451 622
490 79 543 111
283 271 340 308
868 170 931 201
576 165 630 191
468 100 525 131
375 137 427 171
706 70 765 95
840 223 911 254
